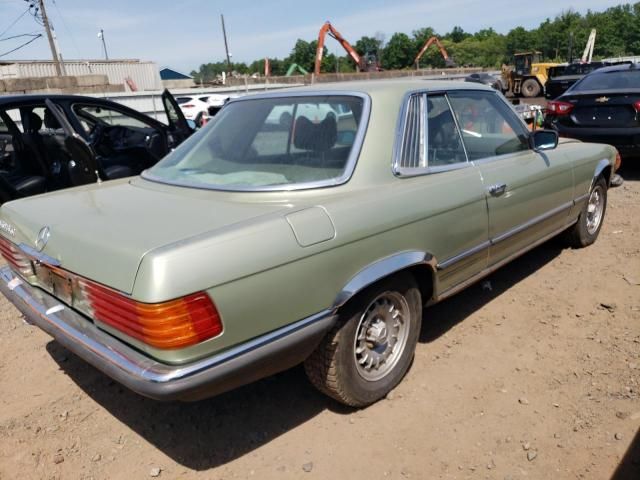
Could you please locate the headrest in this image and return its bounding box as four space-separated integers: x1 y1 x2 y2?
27 112 42 132
44 109 61 129
294 115 337 152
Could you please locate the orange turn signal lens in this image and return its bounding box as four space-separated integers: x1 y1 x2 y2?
614 149 622 172
82 281 223 349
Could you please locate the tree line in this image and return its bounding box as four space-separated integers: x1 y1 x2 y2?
190 2 640 82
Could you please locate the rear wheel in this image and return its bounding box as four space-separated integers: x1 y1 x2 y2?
304 273 421 407
521 78 541 98
564 177 607 248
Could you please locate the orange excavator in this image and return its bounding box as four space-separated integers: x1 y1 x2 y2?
414 36 456 68
314 21 381 75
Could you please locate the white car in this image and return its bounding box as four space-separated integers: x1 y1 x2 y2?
176 95 211 121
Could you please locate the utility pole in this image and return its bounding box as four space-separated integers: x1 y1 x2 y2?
38 0 64 76
220 14 232 73
99 29 109 60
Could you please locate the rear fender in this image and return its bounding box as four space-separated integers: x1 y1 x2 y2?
333 251 437 309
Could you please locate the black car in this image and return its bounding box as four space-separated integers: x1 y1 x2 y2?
544 62 611 99
0 90 192 203
545 63 640 161
464 72 503 91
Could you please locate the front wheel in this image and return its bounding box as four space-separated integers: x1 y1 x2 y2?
564 176 607 248
304 273 422 407
521 78 541 98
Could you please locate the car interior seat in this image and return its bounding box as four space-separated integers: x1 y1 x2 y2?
294 116 338 154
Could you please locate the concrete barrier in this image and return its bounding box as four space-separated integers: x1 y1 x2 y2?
2 74 120 94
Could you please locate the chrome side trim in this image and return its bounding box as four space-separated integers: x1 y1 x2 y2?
573 192 589 205
18 243 61 267
437 241 491 270
141 91 371 192
436 218 578 302
492 200 573 245
438 200 573 271
0 265 333 384
334 251 436 308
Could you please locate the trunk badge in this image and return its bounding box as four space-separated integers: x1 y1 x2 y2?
0 220 15 237
35 226 51 252
595 96 609 103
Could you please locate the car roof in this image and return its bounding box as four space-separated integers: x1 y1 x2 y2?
590 62 639 74
236 78 493 101
0 93 117 106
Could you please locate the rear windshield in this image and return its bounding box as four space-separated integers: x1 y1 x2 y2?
145 95 366 190
572 69 640 91
176 97 193 105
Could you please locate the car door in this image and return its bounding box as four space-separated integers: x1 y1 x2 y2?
44 99 101 186
394 92 489 294
162 89 194 145
448 90 574 267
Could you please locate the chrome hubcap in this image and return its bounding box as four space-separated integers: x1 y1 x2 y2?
354 291 410 381
586 186 604 235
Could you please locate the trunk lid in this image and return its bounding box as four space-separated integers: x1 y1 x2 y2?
565 92 640 128
0 177 291 294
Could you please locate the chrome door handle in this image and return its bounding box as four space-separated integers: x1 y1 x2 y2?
488 183 507 197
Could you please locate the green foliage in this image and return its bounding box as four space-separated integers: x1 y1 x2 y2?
382 33 414 69
190 2 640 78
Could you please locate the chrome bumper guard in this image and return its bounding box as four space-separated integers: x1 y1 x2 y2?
0 266 335 401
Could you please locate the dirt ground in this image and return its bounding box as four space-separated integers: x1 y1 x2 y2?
0 168 639 480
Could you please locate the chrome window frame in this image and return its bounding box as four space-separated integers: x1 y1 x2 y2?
392 89 470 177
141 90 372 192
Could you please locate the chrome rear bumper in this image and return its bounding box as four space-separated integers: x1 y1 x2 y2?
0 266 335 401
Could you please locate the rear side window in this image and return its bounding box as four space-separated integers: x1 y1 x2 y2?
572 70 640 91
394 92 466 176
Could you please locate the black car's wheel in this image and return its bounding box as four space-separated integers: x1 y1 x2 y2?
304 273 422 407
522 78 541 98
564 176 608 248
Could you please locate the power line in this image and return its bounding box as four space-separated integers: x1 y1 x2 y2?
0 7 30 39
51 0 81 58
0 32 41 57
0 32 41 42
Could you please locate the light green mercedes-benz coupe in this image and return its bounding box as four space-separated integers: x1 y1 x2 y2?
0 80 618 406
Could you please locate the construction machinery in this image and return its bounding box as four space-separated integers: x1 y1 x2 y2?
314 21 381 75
413 36 455 68
285 63 309 76
501 51 558 98
581 29 597 63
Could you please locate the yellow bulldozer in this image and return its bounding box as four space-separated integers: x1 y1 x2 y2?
501 51 558 98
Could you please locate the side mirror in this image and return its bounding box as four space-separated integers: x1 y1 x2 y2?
186 119 197 131
530 129 558 151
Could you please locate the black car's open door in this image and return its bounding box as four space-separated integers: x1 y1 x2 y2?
44 99 101 186
161 89 194 144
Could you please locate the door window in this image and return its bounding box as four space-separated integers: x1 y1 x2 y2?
426 95 467 167
73 104 152 132
448 91 529 160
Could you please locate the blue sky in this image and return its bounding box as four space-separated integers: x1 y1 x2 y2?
0 0 629 73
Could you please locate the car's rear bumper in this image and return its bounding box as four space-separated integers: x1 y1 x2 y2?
0 266 335 401
552 125 640 158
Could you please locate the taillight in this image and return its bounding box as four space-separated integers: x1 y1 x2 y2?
633 100 640 112
0 236 32 276
81 280 223 349
182 104 195 109
547 100 574 116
